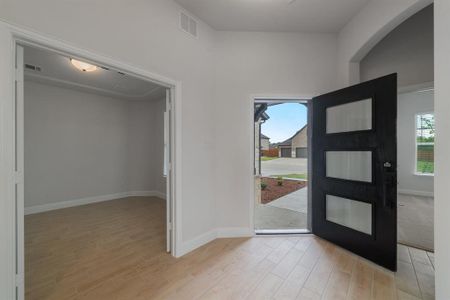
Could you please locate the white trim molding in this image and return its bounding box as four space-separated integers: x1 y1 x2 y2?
25 72 166 101
398 189 434 197
24 191 167 215
127 190 166 199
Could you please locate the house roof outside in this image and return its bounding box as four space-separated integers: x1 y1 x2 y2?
261 134 270 140
277 125 307 146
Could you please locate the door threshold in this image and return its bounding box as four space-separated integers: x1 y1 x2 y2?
255 229 311 235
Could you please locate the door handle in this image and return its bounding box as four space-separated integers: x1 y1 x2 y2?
382 162 395 209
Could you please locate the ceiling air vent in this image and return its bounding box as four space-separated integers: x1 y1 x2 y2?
180 11 198 38
25 64 42 72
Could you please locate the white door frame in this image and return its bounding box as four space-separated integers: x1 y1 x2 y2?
250 94 313 233
0 21 182 300
164 89 172 252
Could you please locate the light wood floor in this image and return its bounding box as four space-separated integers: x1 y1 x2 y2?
25 196 435 300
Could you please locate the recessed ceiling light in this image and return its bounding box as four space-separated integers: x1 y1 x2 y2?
70 58 97 72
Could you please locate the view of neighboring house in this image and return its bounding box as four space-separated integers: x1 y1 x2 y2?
277 125 308 158
254 102 309 232
260 134 270 151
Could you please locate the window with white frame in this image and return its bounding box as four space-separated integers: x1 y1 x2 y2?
415 113 434 175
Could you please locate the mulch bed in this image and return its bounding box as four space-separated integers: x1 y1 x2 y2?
261 177 307 204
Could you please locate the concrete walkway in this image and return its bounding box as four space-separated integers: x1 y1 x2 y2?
267 187 308 213
254 176 308 230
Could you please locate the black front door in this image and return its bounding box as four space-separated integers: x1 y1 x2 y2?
312 74 397 271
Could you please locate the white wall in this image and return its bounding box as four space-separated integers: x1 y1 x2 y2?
360 5 433 87
337 0 432 87
127 98 166 195
214 31 337 230
25 81 128 207
0 24 16 299
397 90 434 195
24 80 165 208
434 1 450 298
0 0 217 245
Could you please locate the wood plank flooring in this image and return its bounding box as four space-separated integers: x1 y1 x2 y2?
25 197 435 299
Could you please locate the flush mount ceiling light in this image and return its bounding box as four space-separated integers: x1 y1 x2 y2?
70 58 97 72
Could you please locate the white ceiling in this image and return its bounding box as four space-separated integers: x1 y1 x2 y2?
24 46 165 100
175 0 370 33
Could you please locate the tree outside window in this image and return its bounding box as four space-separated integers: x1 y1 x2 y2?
416 113 434 174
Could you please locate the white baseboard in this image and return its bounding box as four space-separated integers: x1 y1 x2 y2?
127 190 166 199
177 227 253 257
24 190 166 215
398 189 434 197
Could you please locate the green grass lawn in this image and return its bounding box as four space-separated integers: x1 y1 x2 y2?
261 156 278 161
417 161 434 174
272 173 308 180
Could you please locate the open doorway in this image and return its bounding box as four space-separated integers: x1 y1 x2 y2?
397 87 434 252
254 99 310 233
15 43 175 298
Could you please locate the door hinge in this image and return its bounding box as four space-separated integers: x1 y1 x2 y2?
14 171 24 184
168 222 172 231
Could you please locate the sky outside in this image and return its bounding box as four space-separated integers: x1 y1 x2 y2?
261 103 307 143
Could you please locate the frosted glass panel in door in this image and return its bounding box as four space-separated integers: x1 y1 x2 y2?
326 195 372 235
326 151 372 182
327 99 372 133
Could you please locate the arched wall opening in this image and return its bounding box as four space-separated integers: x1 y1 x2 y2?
337 0 433 87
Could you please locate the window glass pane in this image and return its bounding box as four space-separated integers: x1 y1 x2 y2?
326 99 372 134
326 195 372 235
326 151 372 182
416 113 434 174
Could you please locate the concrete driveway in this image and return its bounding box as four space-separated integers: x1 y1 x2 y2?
261 157 307 176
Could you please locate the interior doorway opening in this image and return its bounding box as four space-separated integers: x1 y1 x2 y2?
397 86 435 252
14 41 176 299
253 98 310 234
